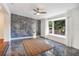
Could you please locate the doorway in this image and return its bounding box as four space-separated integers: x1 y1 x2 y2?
36 20 41 36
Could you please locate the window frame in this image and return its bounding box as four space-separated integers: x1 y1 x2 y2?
48 17 66 38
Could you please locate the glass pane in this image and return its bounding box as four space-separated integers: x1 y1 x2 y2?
49 21 53 27
49 28 52 33
54 19 65 35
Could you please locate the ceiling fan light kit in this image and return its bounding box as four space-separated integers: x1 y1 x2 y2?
36 13 40 15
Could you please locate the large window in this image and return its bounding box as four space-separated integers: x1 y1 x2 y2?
48 18 65 36
54 19 65 35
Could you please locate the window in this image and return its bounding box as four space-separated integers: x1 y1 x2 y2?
48 18 65 36
48 21 53 34
54 19 65 35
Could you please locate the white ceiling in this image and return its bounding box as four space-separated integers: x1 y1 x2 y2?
7 3 79 19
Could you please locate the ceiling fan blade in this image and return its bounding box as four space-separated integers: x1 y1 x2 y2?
33 8 39 13
33 9 37 12
37 8 40 10
40 12 47 14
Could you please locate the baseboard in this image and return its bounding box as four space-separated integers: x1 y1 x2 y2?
11 36 33 40
72 45 79 50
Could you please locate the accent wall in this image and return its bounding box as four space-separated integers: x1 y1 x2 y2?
11 14 36 38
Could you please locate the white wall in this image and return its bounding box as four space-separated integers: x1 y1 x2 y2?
0 11 5 39
65 10 74 47
0 3 10 41
41 19 49 37
41 19 45 37
65 7 79 49
4 12 11 41
71 7 79 49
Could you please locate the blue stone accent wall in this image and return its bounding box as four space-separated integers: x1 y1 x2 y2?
11 14 35 38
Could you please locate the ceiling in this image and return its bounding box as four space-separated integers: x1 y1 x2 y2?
7 3 79 19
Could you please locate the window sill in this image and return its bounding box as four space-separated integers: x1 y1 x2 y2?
48 34 66 39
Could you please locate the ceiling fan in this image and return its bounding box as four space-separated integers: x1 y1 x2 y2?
33 8 47 15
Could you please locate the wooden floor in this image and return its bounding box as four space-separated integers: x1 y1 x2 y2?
23 39 53 56
0 42 8 56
